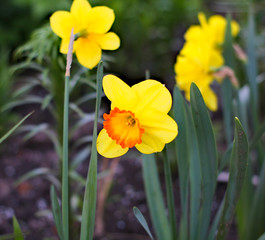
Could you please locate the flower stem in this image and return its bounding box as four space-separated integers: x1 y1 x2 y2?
62 73 69 240
62 28 74 240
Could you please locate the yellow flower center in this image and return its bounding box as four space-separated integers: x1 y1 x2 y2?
103 107 145 149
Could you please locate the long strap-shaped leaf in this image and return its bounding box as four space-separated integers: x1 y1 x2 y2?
173 87 189 239
80 62 103 240
173 86 201 240
216 118 248 240
0 111 33 144
142 154 172 240
221 15 235 144
245 157 265 240
13 216 24 240
190 83 217 240
133 207 154 240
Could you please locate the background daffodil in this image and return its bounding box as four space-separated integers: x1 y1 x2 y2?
185 12 240 48
175 42 224 111
50 0 120 69
97 75 178 158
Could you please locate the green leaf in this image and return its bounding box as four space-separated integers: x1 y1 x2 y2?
172 87 190 239
221 14 235 144
50 185 64 240
249 120 265 150
245 157 265 240
0 112 33 144
190 83 217 240
246 5 259 129
80 61 103 240
13 216 24 240
14 167 54 187
142 154 171 240
163 147 178 240
219 143 233 173
258 232 265 240
133 207 154 240
216 118 248 240
173 86 201 240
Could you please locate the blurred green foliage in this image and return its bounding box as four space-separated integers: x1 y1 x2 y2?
0 0 70 50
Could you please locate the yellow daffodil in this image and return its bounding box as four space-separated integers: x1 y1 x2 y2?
50 0 120 69
97 75 178 158
185 12 240 48
174 42 224 111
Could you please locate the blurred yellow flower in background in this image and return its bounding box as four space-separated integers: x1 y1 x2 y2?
50 0 120 69
174 12 240 111
185 12 240 48
97 75 178 158
175 43 224 111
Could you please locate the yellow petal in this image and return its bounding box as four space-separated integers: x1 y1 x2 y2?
103 75 137 111
231 20 240 37
97 129 128 158
50 11 74 39
202 86 218 111
137 108 178 144
198 12 208 29
70 0 91 30
91 32 120 50
132 80 172 113
86 6 115 34
75 37 101 69
135 133 165 154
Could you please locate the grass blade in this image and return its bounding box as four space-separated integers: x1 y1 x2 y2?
216 118 248 240
0 111 33 144
142 154 171 240
190 83 217 240
13 216 24 240
133 207 154 240
50 185 64 240
80 61 103 240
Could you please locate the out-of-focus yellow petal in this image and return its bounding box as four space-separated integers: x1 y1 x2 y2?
60 38 70 54
231 20 240 37
70 0 91 30
60 38 79 54
50 11 74 39
97 129 128 158
75 37 101 69
202 86 218 111
184 25 203 42
103 75 137 111
198 12 207 29
86 7 115 34
132 80 172 114
137 108 178 144
135 134 165 154
91 32 120 50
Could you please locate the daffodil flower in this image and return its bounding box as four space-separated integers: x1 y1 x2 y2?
174 42 224 111
97 75 178 158
50 0 120 69
185 12 240 48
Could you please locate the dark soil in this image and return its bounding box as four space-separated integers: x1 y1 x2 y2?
0 130 237 240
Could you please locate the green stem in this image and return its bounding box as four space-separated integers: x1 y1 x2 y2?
163 146 178 240
62 74 69 240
